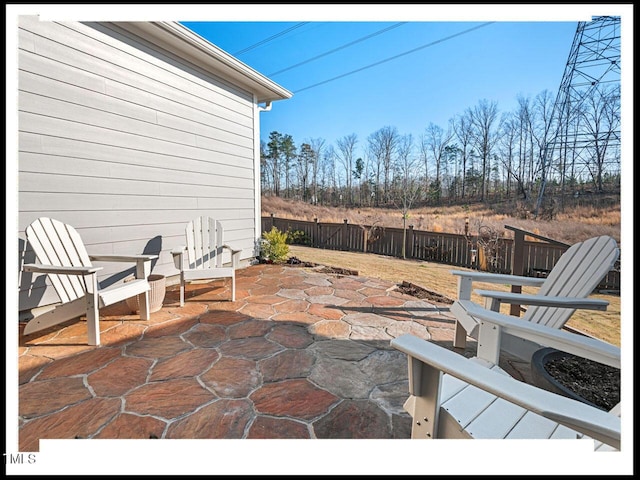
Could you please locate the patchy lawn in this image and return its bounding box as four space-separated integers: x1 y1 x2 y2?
287 245 621 346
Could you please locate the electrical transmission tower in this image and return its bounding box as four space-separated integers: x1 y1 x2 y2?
537 16 621 214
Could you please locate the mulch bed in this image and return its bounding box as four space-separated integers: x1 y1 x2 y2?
396 281 455 304
283 256 317 268
285 257 359 276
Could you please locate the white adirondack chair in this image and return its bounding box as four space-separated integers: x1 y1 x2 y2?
172 216 241 306
22 217 158 346
391 305 621 450
451 235 619 360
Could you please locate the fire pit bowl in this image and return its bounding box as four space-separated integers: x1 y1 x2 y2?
530 347 620 411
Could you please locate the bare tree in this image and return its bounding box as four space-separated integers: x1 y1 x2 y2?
523 90 555 216
323 145 339 204
496 112 521 199
512 95 536 199
296 143 314 201
423 122 454 204
368 126 399 204
389 134 422 259
367 133 384 206
452 111 474 199
309 137 325 204
418 132 430 190
469 100 499 201
581 84 620 193
336 133 358 205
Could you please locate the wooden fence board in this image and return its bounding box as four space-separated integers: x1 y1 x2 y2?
261 216 619 291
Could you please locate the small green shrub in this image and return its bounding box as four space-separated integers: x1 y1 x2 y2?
286 228 312 246
260 227 289 263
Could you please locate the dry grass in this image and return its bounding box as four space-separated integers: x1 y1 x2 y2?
287 244 620 346
262 195 621 245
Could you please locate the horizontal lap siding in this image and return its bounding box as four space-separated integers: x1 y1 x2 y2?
17 17 259 311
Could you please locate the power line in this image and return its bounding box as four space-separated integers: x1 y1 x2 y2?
233 22 310 56
294 22 495 94
267 22 408 77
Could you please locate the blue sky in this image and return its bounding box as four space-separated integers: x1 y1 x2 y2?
182 19 577 154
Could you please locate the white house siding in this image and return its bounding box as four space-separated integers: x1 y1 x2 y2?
17 17 276 313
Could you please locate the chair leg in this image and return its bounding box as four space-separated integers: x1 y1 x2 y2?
231 273 235 302
453 320 467 349
139 290 151 320
180 274 185 307
86 289 100 346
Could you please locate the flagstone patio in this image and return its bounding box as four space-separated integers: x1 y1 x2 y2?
17 263 533 451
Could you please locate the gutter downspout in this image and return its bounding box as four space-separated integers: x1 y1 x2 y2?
254 98 272 259
258 101 272 112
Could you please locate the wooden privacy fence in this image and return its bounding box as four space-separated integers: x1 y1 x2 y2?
261 215 620 292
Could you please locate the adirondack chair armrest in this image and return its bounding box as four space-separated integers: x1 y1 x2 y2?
222 244 242 255
452 300 620 368
171 246 186 270
22 263 102 275
89 254 158 263
23 263 102 276
450 270 546 288
474 290 610 311
89 254 157 280
391 333 621 448
222 244 241 267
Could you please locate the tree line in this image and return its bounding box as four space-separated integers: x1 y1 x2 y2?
260 85 620 218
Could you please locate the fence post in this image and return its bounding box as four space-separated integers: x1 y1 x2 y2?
343 219 348 251
270 213 275 230
363 226 368 253
406 225 414 259
510 229 525 316
314 217 320 248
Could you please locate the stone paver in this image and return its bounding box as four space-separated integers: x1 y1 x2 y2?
247 416 310 439
313 399 392 439
250 378 340 420
259 349 316 381
166 399 253 439
125 378 215 418
17 263 524 451
202 356 260 397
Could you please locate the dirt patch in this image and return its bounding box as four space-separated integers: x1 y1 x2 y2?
316 266 359 276
396 281 455 304
285 257 359 276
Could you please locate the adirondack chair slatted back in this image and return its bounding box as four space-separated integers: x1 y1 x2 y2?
526 235 619 329
185 216 224 270
25 217 92 304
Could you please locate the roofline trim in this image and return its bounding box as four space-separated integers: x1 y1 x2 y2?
113 21 293 103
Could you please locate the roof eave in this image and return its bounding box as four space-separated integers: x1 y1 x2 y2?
112 21 293 104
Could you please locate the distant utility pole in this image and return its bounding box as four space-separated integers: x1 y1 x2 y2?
537 16 621 215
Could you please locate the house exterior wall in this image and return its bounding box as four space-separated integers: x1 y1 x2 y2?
17 17 265 312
